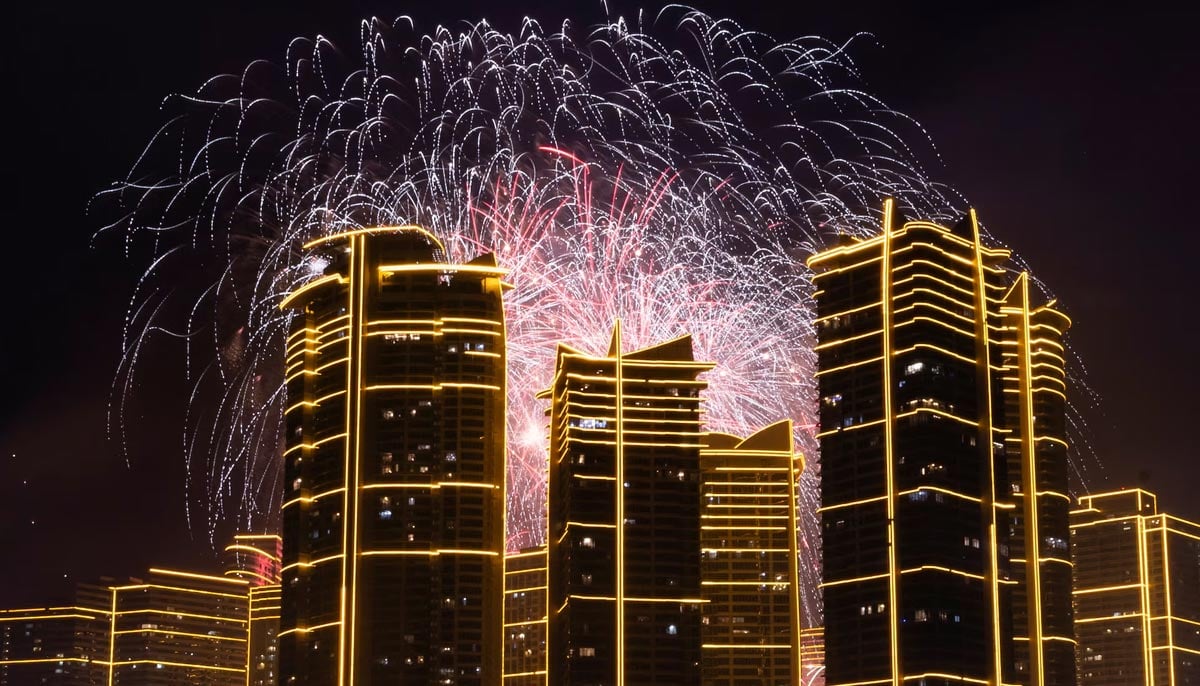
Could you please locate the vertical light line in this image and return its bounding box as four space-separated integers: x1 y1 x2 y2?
1016 274 1045 686
970 209 1004 686
337 235 358 686
613 321 625 686
1161 524 1175 685
106 587 117 686
497 276 510 686
1137 515 1153 686
786 425 803 686
347 233 367 685
245 588 253 686
879 199 901 686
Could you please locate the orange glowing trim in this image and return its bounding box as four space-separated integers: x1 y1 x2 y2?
279 620 342 637
108 660 244 673
147 568 249 585
377 263 508 276
818 572 890 588
279 274 346 309
112 628 246 642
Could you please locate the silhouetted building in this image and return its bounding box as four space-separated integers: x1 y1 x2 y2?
1072 489 1200 685
809 200 1074 686
699 421 803 685
279 227 508 685
542 326 711 685
503 547 547 686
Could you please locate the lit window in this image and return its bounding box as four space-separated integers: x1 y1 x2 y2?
581 537 595 549
666 625 677 635
905 361 925 376
579 647 595 657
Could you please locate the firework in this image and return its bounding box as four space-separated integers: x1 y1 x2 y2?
96 7 1001 622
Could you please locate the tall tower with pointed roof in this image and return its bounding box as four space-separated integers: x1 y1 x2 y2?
541 325 713 685
278 227 508 685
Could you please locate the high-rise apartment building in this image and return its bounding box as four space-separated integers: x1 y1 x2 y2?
809 200 1074 686
502 547 547 686
0 604 108 686
107 568 250 685
999 275 1075 684
1072 489 1200 685
0 535 285 686
542 326 711 685
699 421 803 685
279 227 508 685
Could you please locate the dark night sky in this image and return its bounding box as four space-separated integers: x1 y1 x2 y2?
2 1 1197 606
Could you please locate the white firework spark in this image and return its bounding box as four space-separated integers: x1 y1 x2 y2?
91 8 1085 624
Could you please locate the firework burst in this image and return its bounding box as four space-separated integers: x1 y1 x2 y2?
94 7 1024 622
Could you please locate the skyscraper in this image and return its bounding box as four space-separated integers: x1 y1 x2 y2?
279 227 508 685
999 275 1075 684
699 421 803 685
1071 488 1200 685
542 326 711 685
107 568 250 685
809 200 1074 686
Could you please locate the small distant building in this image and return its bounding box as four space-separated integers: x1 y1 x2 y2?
503 546 547 686
0 533 280 686
224 535 282 686
107 568 249 685
1072 488 1200 685
0 604 108 686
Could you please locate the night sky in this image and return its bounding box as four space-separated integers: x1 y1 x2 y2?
2 1 1197 606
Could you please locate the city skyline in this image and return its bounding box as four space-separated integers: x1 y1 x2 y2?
1 0 1197 638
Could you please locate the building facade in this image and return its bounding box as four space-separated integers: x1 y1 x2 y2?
809 200 1074 686
224 535 283 686
107 568 249 685
699 421 803 685
0 535 285 686
542 327 711 685
0 604 108 686
279 227 508 685
1072 489 1200 685
503 547 547 686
